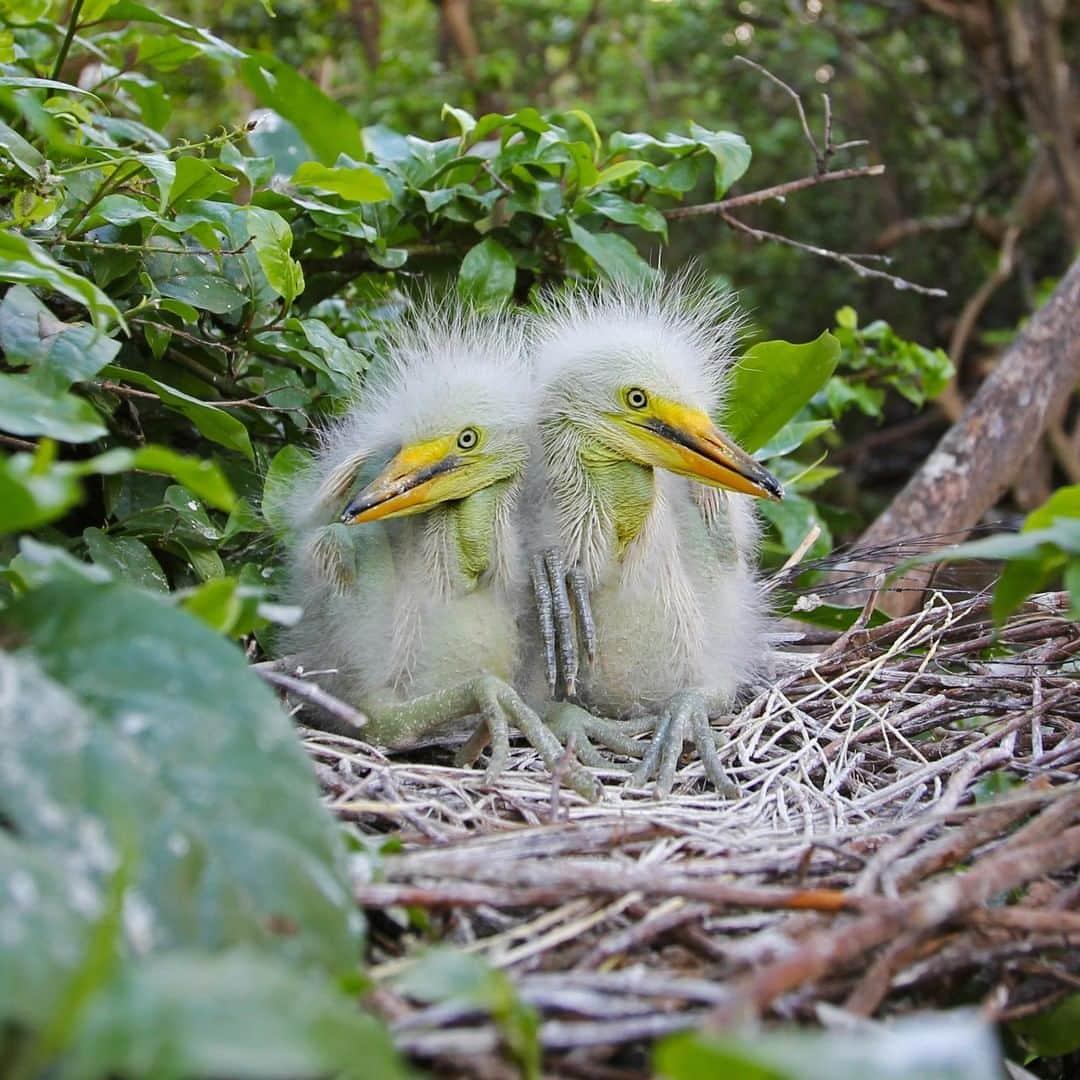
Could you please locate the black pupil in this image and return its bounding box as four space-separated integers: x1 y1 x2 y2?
630 390 645 407
461 430 475 447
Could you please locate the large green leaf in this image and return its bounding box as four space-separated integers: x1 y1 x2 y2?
567 221 656 285
0 285 121 391
241 53 365 164
457 236 516 308
100 366 254 461
65 949 409 1080
2 582 361 974
723 332 841 452
292 162 392 203
0 232 126 333
0 372 108 443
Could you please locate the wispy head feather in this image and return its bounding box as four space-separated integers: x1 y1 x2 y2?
530 269 745 414
287 294 532 532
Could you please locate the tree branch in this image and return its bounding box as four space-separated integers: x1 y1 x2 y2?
663 165 885 220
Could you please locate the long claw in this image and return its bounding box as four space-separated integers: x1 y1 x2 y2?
690 709 739 799
531 555 558 696
631 711 672 789
499 686 600 801
543 549 578 698
567 566 596 665
654 703 690 796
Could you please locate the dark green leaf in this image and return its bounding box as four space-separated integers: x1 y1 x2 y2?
100 366 254 461
0 231 126 332
458 237 516 308
567 221 656 285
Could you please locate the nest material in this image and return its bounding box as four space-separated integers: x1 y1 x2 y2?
298 589 1080 1077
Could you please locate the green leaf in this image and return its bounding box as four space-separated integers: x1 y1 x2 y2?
760 493 832 559
0 373 107 443
3 581 361 974
165 156 238 208
592 159 647 187
83 527 169 592
247 205 305 304
66 949 408 1080
0 449 83 534
241 53 365 164
688 123 752 195
1023 484 1080 531
0 231 126 332
1011 993 1080 1060
567 221 656 285
292 161 392 203
724 332 841 452
182 575 245 633
755 419 834 461
583 191 667 238
0 117 45 177
0 285 121 392
457 236 517 308
100 366 254 461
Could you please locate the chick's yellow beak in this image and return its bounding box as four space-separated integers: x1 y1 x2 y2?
624 397 783 500
342 435 463 524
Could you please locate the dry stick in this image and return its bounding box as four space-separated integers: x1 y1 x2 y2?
662 166 885 220
256 668 369 730
842 258 1080 616
708 815 1080 1024
718 209 948 297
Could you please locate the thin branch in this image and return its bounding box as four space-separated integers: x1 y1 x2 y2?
719 209 948 297
257 668 369 731
663 165 885 220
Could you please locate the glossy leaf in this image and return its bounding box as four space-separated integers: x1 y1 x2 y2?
458 236 517 308
723 332 841 452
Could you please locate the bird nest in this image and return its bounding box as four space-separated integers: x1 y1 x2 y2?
298 587 1080 1077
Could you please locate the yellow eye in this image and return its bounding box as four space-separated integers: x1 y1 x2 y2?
625 387 648 410
457 427 480 450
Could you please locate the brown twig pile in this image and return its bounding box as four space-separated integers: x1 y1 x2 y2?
297 589 1079 1076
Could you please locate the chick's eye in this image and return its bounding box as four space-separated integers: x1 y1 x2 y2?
457 427 480 450
626 387 648 410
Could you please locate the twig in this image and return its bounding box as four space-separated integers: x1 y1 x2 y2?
719 210 948 297
663 166 885 220
257 668 369 730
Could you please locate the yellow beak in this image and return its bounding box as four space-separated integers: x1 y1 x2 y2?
623 398 783 500
341 435 463 524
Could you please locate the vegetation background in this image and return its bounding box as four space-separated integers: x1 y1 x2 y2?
0 1 1076 1077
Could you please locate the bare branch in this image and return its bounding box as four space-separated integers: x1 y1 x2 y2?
663 165 885 220
718 210 949 297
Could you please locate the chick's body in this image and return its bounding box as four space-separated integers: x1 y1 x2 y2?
280 304 597 798
529 277 778 793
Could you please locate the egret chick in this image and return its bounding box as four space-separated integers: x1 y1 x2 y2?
530 276 782 795
281 301 597 800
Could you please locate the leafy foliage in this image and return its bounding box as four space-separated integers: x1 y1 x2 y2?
656 1010 1002 1080
912 485 1080 624
0 580 406 1077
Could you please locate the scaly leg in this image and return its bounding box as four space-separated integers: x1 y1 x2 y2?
545 701 655 769
630 690 738 798
532 549 597 699
366 676 600 801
